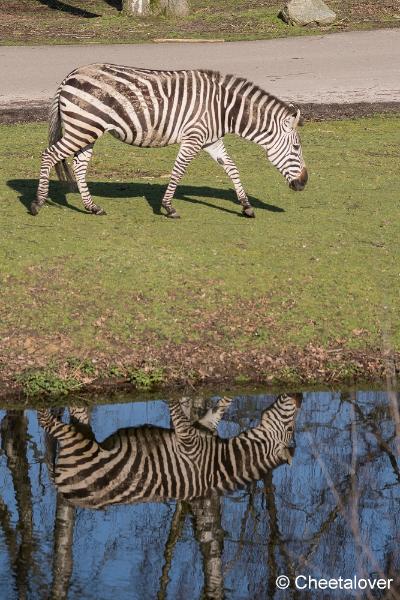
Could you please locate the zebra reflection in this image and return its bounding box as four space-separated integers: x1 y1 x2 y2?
37 394 301 509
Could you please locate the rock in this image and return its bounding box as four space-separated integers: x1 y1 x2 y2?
280 0 337 26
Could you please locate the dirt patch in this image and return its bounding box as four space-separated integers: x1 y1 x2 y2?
1 0 400 45
0 289 397 400
2 100 400 126
0 101 51 125
0 337 398 403
329 0 400 22
299 102 400 121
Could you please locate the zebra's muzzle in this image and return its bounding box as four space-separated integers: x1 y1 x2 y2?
289 167 308 191
291 392 303 408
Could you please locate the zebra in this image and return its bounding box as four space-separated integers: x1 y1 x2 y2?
37 393 302 509
31 65 308 219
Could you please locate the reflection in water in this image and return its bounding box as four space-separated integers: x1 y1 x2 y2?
0 391 399 599
157 494 224 600
37 394 300 507
190 492 224 600
51 496 74 600
45 408 92 600
38 394 299 599
0 411 35 600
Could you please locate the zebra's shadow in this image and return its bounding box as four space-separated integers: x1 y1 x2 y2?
9 179 285 217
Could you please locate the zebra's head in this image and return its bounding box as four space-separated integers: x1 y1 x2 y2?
265 106 308 191
260 393 302 465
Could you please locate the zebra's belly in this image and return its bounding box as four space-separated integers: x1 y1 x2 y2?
59 485 213 509
55 461 214 508
109 126 180 148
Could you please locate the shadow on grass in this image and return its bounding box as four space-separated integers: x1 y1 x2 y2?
36 0 100 18
9 179 285 217
103 0 122 9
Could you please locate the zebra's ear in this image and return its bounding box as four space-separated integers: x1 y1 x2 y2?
286 106 303 129
293 109 301 128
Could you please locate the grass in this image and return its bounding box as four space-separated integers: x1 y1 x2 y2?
0 115 399 394
1 0 400 45
16 368 82 397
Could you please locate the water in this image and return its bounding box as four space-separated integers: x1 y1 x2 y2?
0 390 399 599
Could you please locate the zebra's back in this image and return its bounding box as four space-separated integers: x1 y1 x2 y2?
59 64 224 148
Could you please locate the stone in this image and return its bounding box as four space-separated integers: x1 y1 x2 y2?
279 0 337 26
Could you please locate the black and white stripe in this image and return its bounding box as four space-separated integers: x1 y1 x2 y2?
31 65 308 218
37 394 301 509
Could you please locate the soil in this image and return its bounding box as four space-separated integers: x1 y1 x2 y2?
1 0 400 45
2 100 400 126
0 341 398 405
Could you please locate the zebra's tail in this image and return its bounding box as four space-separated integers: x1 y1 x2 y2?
38 408 94 446
48 85 76 189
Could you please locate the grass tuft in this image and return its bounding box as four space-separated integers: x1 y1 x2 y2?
16 369 82 397
127 367 165 390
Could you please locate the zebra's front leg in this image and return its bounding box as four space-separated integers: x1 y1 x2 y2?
197 396 233 432
73 145 105 215
204 139 255 218
162 140 202 218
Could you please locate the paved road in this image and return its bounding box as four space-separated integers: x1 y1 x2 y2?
1 29 400 107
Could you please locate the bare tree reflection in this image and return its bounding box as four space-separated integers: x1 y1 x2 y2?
0 496 18 583
158 502 188 600
0 411 35 600
294 392 400 600
190 491 224 600
50 496 75 600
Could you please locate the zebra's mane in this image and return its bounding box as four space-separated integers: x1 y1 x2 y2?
224 73 298 115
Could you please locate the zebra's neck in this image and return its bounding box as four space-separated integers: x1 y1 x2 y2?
219 425 286 488
222 75 290 146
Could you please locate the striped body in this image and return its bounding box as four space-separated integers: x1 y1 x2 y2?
37 394 301 509
32 65 308 218
60 65 225 148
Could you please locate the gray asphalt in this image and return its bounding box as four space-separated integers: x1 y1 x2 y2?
1 28 400 107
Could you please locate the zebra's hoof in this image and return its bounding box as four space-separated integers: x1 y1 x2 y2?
166 210 181 219
92 208 107 216
30 202 40 216
242 207 255 218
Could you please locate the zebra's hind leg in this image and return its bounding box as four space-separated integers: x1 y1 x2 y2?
204 140 255 218
162 139 203 218
73 145 105 215
31 137 81 216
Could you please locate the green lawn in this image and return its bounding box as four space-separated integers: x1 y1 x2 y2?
0 115 399 395
1 0 400 45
